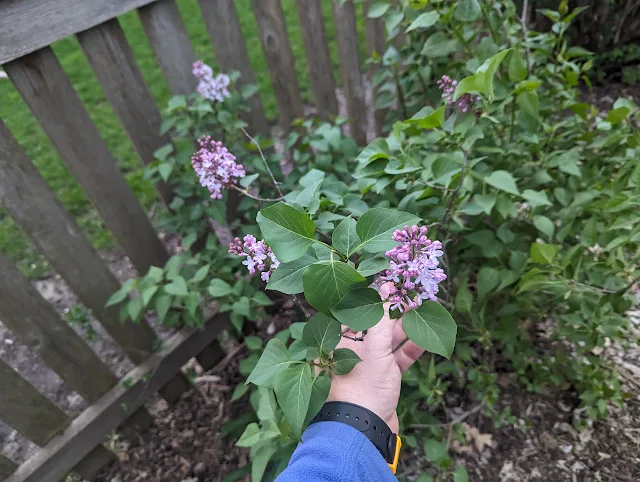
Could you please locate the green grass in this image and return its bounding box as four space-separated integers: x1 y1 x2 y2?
0 0 365 277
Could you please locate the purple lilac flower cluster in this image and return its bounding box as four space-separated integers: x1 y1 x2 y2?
229 235 280 282
382 225 447 313
192 60 231 102
192 137 245 199
437 75 481 113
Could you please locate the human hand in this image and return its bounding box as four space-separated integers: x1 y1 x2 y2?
327 284 425 433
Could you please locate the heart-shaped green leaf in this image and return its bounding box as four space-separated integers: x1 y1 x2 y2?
257 203 317 263
357 256 390 276
332 216 361 256
266 252 318 294
274 363 313 439
331 288 385 332
246 339 294 388
332 348 362 375
303 261 367 315
402 302 457 358
355 208 421 253
302 313 341 355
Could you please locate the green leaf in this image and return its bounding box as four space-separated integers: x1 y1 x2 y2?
231 384 248 402
290 322 306 340
304 375 331 426
355 138 390 167
508 50 527 82
236 423 261 447
405 105 446 129
454 49 511 100
406 11 440 32
454 0 480 22
106 282 133 307
522 189 552 207
303 261 367 315
239 173 259 189
355 208 421 253
530 243 558 264
274 363 313 439
252 291 273 306
477 267 500 299
165 276 189 296
302 313 341 355
147 266 164 283
158 163 173 182
453 466 469 482
331 288 384 332
424 438 448 461
154 294 172 322
246 339 294 388
154 144 174 161
367 2 390 18
266 253 318 295
141 286 158 306
250 441 276 482
485 170 519 195
422 32 459 57
533 215 554 238
473 193 496 215
128 298 144 321
289 339 308 360
191 264 210 283
257 387 278 422
402 302 457 358
332 216 361 256
332 348 362 375
517 91 539 118
357 256 390 276
245 336 263 351
455 272 473 314
209 278 233 297
257 203 317 263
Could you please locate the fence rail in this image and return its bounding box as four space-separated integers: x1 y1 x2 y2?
0 0 384 479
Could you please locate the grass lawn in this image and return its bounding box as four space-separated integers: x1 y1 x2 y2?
0 0 366 277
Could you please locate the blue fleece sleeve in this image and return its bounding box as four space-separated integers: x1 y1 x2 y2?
276 421 397 482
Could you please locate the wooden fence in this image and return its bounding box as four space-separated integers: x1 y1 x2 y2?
0 0 384 480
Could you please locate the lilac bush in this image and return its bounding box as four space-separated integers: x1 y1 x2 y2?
191 136 245 199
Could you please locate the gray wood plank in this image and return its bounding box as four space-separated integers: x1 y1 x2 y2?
332 0 367 145
0 359 70 445
4 47 169 275
0 0 159 64
295 0 338 120
0 119 158 365
364 0 387 137
6 314 230 482
0 454 17 480
138 0 198 96
77 19 173 206
0 251 117 402
71 447 117 481
251 0 304 129
197 0 269 135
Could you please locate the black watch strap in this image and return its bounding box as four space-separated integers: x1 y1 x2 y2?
309 401 400 471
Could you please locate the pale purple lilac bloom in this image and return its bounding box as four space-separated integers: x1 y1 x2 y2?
437 75 481 113
192 137 245 199
229 235 280 282
382 225 446 313
192 60 231 102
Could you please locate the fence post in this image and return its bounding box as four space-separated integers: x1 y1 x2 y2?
197 0 270 136
138 0 198 96
295 0 339 120
332 0 367 145
0 454 17 480
364 0 388 137
252 0 304 129
5 47 169 275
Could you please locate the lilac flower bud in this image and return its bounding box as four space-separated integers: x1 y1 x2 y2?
437 74 481 113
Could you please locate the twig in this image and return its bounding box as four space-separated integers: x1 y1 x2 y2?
230 184 283 202
342 327 368 342
241 127 283 197
211 343 245 373
520 0 532 75
409 402 485 430
436 150 470 240
392 336 410 354
292 294 312 319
